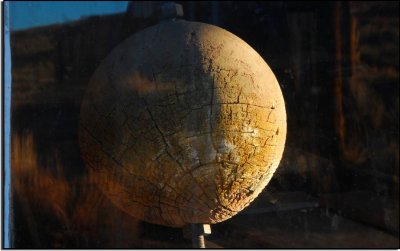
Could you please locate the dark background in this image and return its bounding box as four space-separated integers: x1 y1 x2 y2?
8 1 399 248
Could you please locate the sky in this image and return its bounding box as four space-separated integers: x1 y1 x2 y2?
9 1 129 31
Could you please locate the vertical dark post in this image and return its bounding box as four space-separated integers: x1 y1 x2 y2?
334 1 346 155
211 1 219 25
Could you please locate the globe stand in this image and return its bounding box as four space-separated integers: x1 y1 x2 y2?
183 223 212 248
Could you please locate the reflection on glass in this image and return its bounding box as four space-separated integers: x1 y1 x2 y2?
4 1 399 248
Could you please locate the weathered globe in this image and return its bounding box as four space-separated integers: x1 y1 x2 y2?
79 20 286 227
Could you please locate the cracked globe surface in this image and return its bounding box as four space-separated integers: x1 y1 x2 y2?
79 20 287 227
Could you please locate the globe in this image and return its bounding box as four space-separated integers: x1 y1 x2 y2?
79 20 286 227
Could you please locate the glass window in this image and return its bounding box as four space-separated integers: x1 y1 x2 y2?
3 1 399 248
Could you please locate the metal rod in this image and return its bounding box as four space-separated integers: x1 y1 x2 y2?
192 233 205 248
191 223 207 248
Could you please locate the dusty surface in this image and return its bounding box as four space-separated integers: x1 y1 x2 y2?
79 20 286 227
